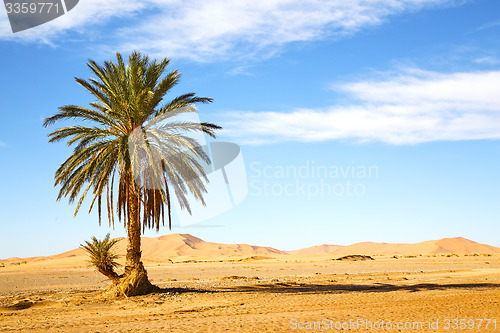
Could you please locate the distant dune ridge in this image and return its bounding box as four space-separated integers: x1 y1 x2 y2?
288 244 344 255
1 234 499 262
124 233 287 258
293 237 500 255
26 233 287 263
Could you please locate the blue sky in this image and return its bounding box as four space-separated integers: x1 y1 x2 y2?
0 0 499 258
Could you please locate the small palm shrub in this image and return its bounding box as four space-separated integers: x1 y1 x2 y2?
81 234 121 282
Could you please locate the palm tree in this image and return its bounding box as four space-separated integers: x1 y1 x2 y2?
81 233 121 284
43 51 221 296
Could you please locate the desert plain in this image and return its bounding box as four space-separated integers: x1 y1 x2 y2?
0 234 499 332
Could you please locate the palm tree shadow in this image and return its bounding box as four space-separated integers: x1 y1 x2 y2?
152 282 500 295
154 286 214 295
221 282 500 294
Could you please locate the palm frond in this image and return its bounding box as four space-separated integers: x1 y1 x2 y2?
81 233 121 272
44 51 220 233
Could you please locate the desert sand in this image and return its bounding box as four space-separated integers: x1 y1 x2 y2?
1 234 499 332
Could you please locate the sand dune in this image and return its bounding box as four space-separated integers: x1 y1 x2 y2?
128 233 287 258
31 233 286 262
295 237 500 255
289 244 343 255
296 237 500 255
2 235 499 264
329 237 500 256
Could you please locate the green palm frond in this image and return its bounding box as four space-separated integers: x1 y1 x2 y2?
43 51 221 231
81 233 121 272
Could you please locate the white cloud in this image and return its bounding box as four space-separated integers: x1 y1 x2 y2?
1 0 459 60
221 69 500 145
0 141 7 147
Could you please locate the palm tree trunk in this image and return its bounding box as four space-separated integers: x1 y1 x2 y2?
112 175 156 296
125 180 142 273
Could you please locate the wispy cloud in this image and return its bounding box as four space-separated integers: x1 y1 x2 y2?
0 141 7 147
227 66 255 76
474 56 500 65
1 0 460 61
222 68 500 145
473 19 500 33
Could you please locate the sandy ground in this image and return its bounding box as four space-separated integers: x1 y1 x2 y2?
1 255 499 332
